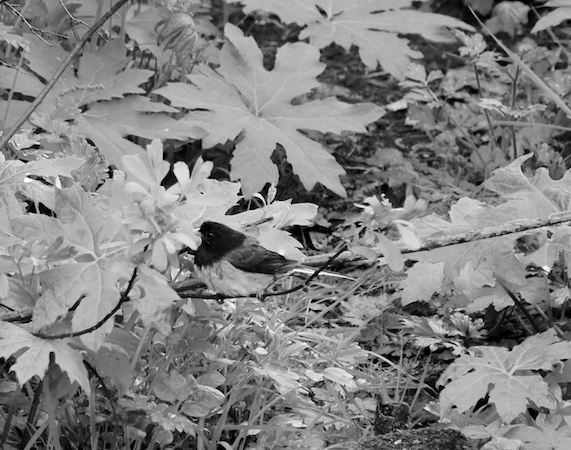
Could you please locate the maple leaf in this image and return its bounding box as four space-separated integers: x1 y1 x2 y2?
0 322 90 394
438 329 571 423
399 155 571 311
155 24 384 197
23 36 152 112
68 39 155 106
5 36 205 167
13 185 131 350
34 258 130 351
485 154 571 216
76 96 205 167
233 0 473 79
2 157 85 180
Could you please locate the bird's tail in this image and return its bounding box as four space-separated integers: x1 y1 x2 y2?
289 266 355 281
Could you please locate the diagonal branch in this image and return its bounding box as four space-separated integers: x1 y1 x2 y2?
33 267 138 340
305 210 571 266
0 0 131 151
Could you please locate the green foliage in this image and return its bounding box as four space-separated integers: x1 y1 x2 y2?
231 0 473 79
0 37 203 167
400 27 571 178
532 0 571 33
399 155 571 312
2 1 571 449
502 413 571 450
156 23 384 197
438 329 571 423
0 137 331 448
0 322 90 393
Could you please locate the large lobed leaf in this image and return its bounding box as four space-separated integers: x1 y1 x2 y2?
14 185 130 350
400 155 571 310
233 0 473 79
76 96 205 167
0 322 90 394
22 36 152 113
1 36 204 166
438 329 571 423
156 24 385 197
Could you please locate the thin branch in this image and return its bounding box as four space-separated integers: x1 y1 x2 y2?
175 211 571 299
2 2 65 44
0 0 131 151
304 210 571 266
59 0 93 31
260 243 349 299
33 267 138 340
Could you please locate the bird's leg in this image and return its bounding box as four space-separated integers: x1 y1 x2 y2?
257 288 268 301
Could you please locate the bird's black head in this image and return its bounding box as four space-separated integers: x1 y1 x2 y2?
195 221 246 266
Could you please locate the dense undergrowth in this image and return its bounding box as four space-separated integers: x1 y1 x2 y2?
2 1 571 449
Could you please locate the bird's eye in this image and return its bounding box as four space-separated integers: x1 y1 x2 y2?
206 232 215 240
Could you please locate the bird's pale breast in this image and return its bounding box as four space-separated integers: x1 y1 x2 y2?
194 259 277 297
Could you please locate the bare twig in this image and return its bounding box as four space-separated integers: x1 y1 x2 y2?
2 2 65 44
261 243 349 299
58 0 94 32
174 211 571 299
32 267 138 340
304 210 571 267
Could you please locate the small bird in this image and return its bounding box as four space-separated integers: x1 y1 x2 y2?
191 220 355 297
194 221 300 297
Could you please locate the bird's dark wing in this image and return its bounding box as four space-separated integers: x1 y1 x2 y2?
225 237 295 275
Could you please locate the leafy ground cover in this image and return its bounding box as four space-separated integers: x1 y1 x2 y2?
2 1 571 449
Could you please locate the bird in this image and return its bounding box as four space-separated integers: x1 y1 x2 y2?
193 221 343 297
